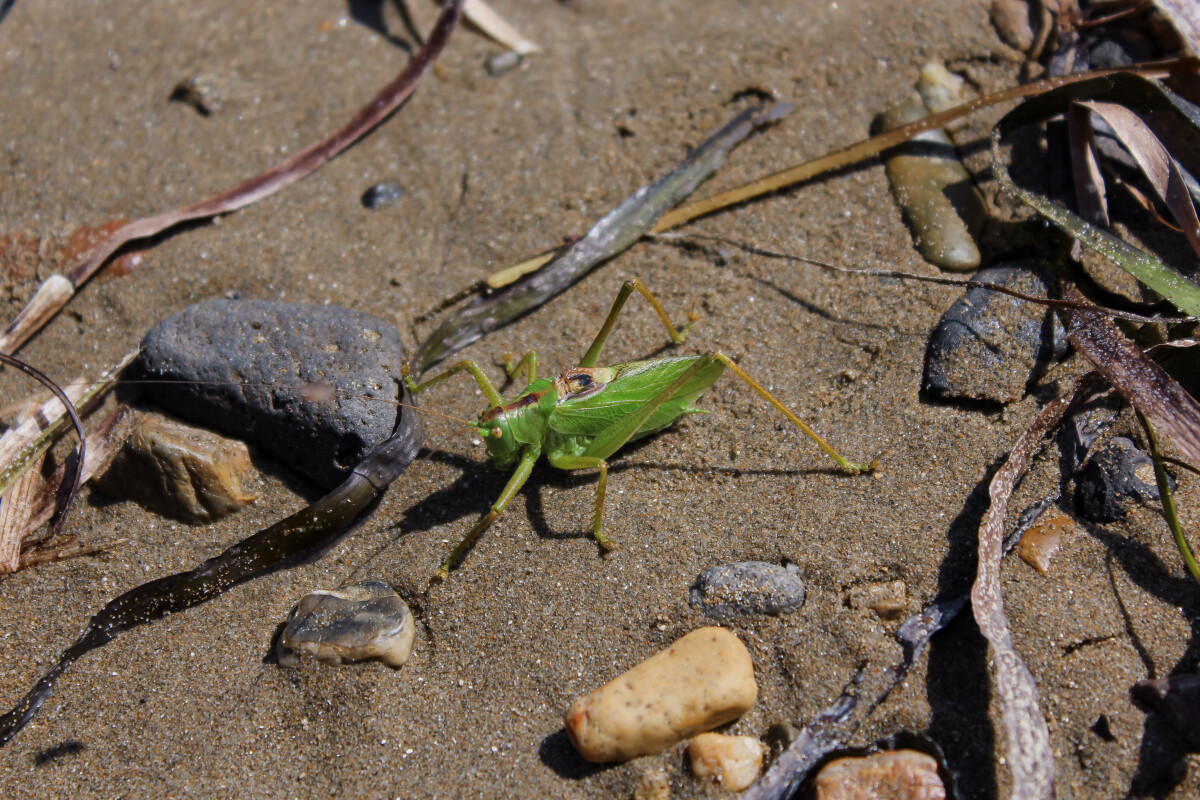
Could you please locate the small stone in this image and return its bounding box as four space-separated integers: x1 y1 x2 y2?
689 561 806 619
170 74 223 115
565 627 758 763
847 580 907 620
137 300 408 489
813 750 947 800
632 766 671 800
485 50 523 77
922 261 1069 403
916 61 973 115
877 97 986 272
1075 437 1170 523
1016 513 1074 575
95 414 258 523
688 733 765 792
1133 673 1200 750
361 182 405 210
278 581 415 668
990 0 1035 52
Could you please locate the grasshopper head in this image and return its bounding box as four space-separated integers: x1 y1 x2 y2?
476 405 520 468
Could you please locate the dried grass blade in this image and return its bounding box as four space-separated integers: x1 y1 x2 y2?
991 129 1200 315
0 354 92 544
1065 285 1200 465
0 453 42 574
970 382 1093 800
0 0 466 357
1078 100 1200 257
0 351 136 498
648 62 1190 232
1068 105 1110 226
461 0 540 54
21 405 131 552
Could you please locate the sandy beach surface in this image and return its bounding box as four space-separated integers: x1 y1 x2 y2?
1 1 1198 797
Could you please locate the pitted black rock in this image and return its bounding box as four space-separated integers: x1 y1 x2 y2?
137 300 407 489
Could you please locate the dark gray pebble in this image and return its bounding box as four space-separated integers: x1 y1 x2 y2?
361 182 405 209
922 260 1068 403
1133 673 1200 750
1075 436 1170 523
278 581 415 668
137 300 408 489
689 561 806 619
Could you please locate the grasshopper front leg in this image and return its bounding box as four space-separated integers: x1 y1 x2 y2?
434 443 541 581
403 359 503 406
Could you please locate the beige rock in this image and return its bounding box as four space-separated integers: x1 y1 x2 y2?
278 581 415 668
814 749 946 800
565 627 757 763
688 732 765 792
96 414 258 523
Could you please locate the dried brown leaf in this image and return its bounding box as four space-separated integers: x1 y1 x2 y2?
1065 284 1200 464
0 453 42 574
1079 100 1200 257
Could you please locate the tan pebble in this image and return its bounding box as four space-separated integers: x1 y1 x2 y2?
814 749 946 800
847 581 908 620
990 0 1035 52
632 766 671 800
877 98 986 272
688 732 765 792
96 414 258 523
565 627 757 763
1017 514 1073 575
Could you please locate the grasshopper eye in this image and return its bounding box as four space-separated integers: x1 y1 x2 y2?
491 427 503 438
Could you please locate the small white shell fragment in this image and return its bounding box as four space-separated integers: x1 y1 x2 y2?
565 626 758 763
277 581 415 668
688 732 765 792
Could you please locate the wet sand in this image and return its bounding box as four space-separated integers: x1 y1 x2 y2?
1 1 1198 797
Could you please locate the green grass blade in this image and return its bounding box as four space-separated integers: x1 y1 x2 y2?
1139 411 1200 586
991 129 1200 315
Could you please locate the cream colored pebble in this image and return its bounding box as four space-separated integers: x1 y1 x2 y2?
688 732 765 791
565 626 757 763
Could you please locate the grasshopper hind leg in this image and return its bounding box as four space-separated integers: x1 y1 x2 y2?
710 352 876 474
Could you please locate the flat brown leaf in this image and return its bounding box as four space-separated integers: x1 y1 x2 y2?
1065 284 1200 465
1079 100 1200 258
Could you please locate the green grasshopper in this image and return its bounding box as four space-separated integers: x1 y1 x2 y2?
405 278 875 580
